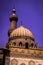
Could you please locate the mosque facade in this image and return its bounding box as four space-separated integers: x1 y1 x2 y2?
0 9 43 65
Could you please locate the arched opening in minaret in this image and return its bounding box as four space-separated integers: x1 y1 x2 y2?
25 42 28 49
19 42 22 47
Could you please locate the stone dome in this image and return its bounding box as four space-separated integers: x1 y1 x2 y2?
10 26 34 38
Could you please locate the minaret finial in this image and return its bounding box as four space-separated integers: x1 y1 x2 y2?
10 8 18 22
12 9 16 14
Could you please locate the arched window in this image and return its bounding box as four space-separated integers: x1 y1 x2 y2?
20 63 25 65
13 42 16 46
29 60 35 65
38 64 41 65
19 42 22 46
11 59 18 65
35 44 37 48
31 43 34 47
25 42 28 49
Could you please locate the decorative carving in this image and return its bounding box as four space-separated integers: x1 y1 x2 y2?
27 50 30 54
14 49 18 53
20 50 24 53
9 48 43 59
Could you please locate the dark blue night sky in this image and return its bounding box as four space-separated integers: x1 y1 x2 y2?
0 0 43 47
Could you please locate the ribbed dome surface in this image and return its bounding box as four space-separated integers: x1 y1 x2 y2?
10 26 34 38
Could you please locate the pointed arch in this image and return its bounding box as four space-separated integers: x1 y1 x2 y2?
13 42 16 46
31 43 34 47
20 63 26 65
19 42 22 46
25 42 29 49
11 59 18 65
29 60 35 65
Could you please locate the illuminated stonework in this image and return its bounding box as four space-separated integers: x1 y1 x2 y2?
5 9 43 65
7 57 43 65
0 9 43 65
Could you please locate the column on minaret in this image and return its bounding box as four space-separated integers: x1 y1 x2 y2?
8 9 18 37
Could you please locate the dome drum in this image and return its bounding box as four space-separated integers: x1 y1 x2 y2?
6 41 36 49
7 37 36 49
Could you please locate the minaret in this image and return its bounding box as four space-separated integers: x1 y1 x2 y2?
8 9 18 36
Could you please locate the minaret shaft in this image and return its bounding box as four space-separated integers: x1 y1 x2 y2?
10 21 17 29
